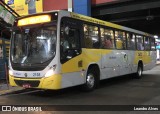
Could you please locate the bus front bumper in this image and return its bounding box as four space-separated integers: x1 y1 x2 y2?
9 74 62 90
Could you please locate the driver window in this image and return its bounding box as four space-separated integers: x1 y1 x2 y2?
60 22 81 63
60 26 70 52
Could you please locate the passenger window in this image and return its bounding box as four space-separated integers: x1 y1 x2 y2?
100 28 115 49
115 31 126 49
127 33 136 50
84 24 100 48
144 37 151 50
136 35 144 50
151 38 156 51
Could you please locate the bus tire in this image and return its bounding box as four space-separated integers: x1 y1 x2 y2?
134 63 143 79
82 68 99 91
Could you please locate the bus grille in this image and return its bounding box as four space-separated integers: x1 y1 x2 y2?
14 80 40 87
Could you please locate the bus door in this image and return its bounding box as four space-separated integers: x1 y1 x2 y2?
115 31 131 75
126 33 137 73
119 51 131 75
60 18 84 87
100 28 119 78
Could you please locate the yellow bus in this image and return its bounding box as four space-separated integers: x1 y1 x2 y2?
9 10 156 91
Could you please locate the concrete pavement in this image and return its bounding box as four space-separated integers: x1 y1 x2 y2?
0 80 22 95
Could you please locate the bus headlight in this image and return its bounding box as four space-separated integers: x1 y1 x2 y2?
45 69 54 77
45 65 57 77
9 70 13 76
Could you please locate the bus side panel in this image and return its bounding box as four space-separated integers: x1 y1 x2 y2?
101 49 120 79
133 51 144 70
143 51 156 71
61 48 102 88
127 51 137 73
133 50 156 72
61 54 84 88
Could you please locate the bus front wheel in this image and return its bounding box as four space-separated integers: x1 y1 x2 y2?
82 68 98 91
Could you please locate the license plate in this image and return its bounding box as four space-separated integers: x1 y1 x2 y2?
22 84 31 88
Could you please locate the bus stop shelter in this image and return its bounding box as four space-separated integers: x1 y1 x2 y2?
0 0 19 79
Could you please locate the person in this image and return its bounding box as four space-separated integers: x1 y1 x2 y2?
103 35 112 49
25 0 39 14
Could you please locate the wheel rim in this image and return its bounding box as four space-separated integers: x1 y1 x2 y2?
138 66 142 76
86 74 95 89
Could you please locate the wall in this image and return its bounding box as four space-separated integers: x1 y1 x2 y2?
43 0 68 11
43 0 118 11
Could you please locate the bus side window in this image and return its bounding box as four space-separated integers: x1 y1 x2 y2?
100 28 115 49
127 33 136 50
151 38 156 51
136 35 144 50
84 24 100 48
115 31 126 50
144 37 151 50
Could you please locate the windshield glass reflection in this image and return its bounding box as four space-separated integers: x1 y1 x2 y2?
11 24 57 64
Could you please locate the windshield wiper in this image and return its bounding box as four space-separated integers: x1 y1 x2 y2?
21 56 27 63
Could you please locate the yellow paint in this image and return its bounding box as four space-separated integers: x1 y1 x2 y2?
18 15 51 26
62 49 112 74
133 51 152 65
9 75 17 86
61 49 102 73
62 55 82 73
40 74 62 90
83 49 101 64
82 49 101 71
143 51 151 64
101 49 113 55
9 74 62 90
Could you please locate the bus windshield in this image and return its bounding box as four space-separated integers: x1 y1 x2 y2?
11 24 57 64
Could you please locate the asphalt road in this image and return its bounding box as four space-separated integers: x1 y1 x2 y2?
0 65 160 114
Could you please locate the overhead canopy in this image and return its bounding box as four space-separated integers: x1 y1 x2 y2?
92 0 160 36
